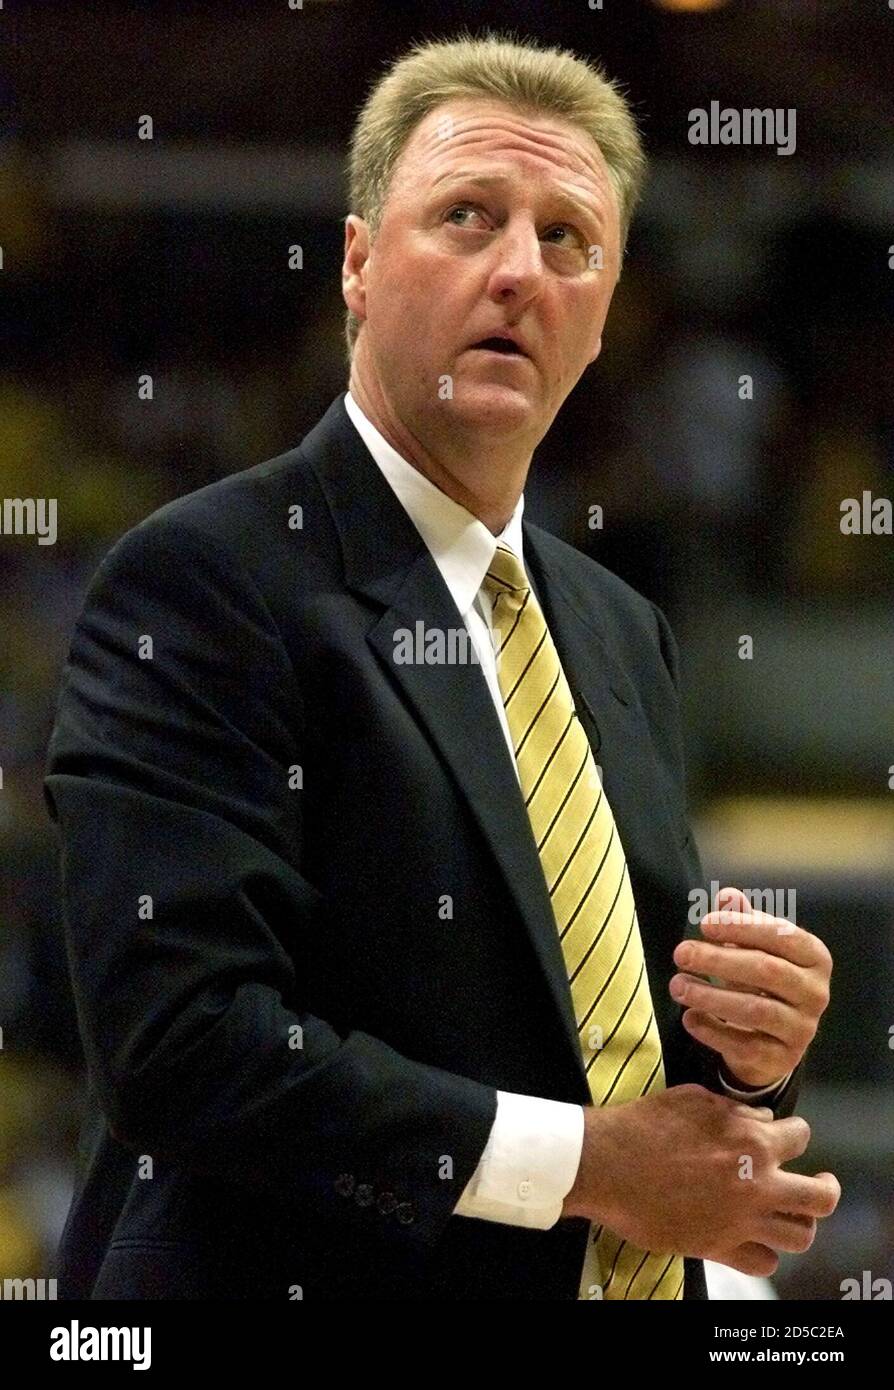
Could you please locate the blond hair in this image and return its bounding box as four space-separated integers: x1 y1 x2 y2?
343 29 647 363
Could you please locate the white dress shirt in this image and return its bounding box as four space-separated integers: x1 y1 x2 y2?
343 389 792 1237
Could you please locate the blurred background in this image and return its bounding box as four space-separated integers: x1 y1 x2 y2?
1 0 892 1300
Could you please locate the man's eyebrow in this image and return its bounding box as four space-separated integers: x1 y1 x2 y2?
429 171 602 225
431 172 512 191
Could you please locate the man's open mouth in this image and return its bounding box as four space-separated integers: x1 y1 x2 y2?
469 337 529 358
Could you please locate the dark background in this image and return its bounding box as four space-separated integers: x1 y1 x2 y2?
1 0 892 1299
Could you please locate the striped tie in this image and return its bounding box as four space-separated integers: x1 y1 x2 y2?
483 543 684 1302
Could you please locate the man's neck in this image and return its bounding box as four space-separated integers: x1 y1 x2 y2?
347 372 529 537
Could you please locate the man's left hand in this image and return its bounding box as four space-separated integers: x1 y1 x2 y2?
670 886 832 1088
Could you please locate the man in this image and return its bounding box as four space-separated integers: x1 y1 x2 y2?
45 34 838 1301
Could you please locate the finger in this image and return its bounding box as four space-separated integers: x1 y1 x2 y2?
720 1243 780 1278
672 941 805 1006
816 1171 842 1212
771 1171 842 1219
760 1212 817 1254
698 910 825 970
729 1104 775 1121
680 1008 794 1074
761 1114 812 1164
673 977 798 1040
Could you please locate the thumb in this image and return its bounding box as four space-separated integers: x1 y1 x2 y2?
714 885 750 915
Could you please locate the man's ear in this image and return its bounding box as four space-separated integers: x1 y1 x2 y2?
342 214 369 321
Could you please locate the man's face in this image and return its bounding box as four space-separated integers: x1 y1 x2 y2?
343 98 622 447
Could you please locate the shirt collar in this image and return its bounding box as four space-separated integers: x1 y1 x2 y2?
344 389 526 618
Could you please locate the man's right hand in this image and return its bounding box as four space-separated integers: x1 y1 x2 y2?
561 1084 841 1277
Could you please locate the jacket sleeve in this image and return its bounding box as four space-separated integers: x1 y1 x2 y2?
646 598 805 1121
44 512 498 1256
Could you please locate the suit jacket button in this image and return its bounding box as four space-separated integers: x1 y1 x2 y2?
376 1191 398 1216
395 1202 416 1225
354 1183 375 1207
334 1173 355 1198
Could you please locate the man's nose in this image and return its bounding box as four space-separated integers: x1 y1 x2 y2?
487 222 544 303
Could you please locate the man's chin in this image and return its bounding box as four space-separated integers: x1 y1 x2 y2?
449 382 538 432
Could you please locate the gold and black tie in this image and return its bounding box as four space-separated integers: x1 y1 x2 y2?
482 542 684 1301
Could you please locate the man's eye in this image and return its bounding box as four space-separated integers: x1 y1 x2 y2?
446 204 483 226
544 225 571 243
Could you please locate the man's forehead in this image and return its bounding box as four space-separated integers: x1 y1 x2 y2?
398 99 609 190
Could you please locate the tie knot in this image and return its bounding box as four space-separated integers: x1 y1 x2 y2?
483 543 529 605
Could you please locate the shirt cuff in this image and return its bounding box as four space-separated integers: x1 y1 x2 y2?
452 1090 584 1229
718 1064 794 1101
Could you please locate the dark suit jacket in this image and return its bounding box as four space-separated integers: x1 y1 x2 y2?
44 390 803 1300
